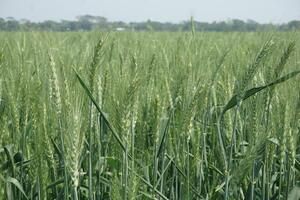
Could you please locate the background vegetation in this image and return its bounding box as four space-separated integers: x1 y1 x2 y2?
0 31 300 199
0 16 300 32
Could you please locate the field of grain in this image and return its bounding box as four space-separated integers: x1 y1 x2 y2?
0 31 300 199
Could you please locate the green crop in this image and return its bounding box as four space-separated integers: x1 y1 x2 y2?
0 31 300 200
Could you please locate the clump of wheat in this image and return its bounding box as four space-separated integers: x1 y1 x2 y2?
236 39 274 98
1 31 300 200
49 53 62 115
63 103 85 200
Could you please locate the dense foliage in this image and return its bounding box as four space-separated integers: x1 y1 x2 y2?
0 31 300 199
0 16 300 32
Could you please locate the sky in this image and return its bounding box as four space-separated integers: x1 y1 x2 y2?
0 0 299 24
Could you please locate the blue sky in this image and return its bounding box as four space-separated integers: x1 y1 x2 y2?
0 0 299 23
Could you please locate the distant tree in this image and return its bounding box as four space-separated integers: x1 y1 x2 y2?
6 20 20 31
6 17 15 21
76 15 107 24
0 18 5 30
287 20 300 30
0 15 299 32
39 20 59 31
246 19 259 31
231 19 244 31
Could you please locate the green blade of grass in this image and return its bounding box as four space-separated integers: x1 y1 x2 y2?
156 117 170 158
0 175 28 200
221 70 300 117
130 169 169 200
73 67 127 153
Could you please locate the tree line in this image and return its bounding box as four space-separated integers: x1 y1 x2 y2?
0 15 300 32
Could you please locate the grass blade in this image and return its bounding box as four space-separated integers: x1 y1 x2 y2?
73 67 127 153
221 70 300 116
0 175 28 200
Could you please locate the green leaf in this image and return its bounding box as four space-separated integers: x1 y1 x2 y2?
3 145 15 176
221 70 300 117
155 117 170 158
0 175 28 200
47 178 64 190
73 67 127 153
0 51 4 63
131 170 169 200
139 191 158 199
106 157 120 170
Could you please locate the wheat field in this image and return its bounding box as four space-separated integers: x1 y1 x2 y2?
0 31 300 199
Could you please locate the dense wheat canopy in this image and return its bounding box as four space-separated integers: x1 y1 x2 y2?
0 31 300 199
